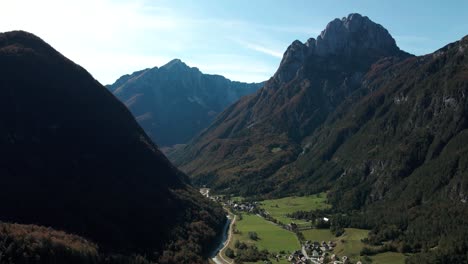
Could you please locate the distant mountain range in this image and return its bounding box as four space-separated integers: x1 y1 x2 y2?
107 60 263 147
0 31 225 264
171 13 468 262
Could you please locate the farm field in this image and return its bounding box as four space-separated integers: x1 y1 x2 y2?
231 213 300 253
228 196 407 264
259 193 330 224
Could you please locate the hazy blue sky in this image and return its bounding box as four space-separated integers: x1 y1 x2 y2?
1 0 467 84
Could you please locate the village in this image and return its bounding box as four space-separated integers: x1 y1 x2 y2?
201 189 357 264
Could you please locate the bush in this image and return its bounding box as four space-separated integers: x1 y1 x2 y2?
225 248 235 259
248 232 259 241
234 245 269 263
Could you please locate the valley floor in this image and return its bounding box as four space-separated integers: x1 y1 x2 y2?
206 190 408 264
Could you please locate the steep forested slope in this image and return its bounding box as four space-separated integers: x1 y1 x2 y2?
171 14 468 262
0 31 225 264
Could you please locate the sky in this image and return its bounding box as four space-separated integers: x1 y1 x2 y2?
1 0 467 85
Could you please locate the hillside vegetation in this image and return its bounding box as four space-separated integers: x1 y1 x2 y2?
0 31 225 264
172 14 468 262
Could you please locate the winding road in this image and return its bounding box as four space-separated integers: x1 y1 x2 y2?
212 214 236 264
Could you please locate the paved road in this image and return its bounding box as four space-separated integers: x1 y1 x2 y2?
212 214 236 264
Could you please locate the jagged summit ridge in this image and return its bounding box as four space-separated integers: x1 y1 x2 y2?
276 13 407 83
161 58 191 70
315 13 399 56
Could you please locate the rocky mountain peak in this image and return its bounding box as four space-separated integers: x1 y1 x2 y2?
160 58 191 71
274 14 408 83
315 13 399 56
275 40 311 83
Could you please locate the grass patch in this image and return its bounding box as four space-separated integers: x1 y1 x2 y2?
302 228 336 242
232 214 300 253
371 252 407 264
231 196 244 202
333 228 369 262
259 193 330 224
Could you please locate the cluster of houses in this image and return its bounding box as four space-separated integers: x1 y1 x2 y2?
304 240 336 256
287 240 353 264
199 188 223 202
199 188 261 214
287 250 308 264
229 200 259 213
287 248 351 264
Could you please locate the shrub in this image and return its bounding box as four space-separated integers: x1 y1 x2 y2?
248 232 259 241
225 248 235 258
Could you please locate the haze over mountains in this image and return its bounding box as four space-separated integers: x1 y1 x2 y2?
171 13 468 262
107 60 263 147
0 31 225 264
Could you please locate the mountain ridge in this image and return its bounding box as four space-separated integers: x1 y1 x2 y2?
107 59 263 147
171 13 412 189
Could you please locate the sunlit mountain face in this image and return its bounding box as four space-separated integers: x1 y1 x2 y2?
172 14 468 263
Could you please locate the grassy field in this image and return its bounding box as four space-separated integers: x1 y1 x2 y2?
259 193 330 224
333 228 369 261
371 252 407 264
302 228 336 242
231 213 300 253
230 194 406 264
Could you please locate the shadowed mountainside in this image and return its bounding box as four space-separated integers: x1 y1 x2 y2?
0 31 225 264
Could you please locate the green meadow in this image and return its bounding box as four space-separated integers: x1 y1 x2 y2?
259 193 330 224
333 228 369 261
231 213 300 253
370 252 407 264
302 228 336 242
231 195 407 264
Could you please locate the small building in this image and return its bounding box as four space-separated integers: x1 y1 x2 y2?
342 256 349 264
312 250 319 258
